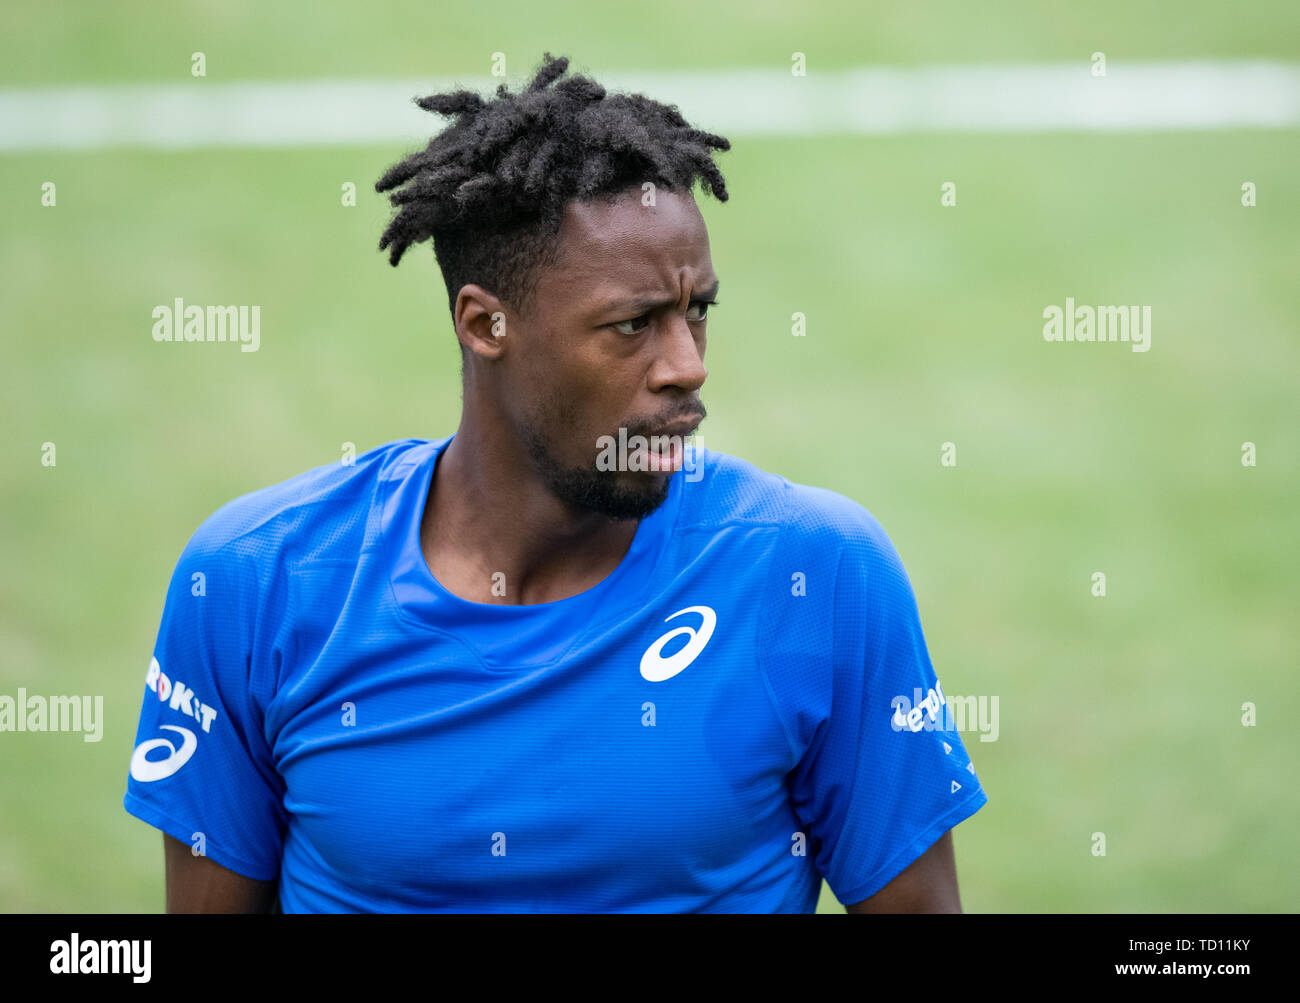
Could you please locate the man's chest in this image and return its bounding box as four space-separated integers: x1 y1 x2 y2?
262 582 808 907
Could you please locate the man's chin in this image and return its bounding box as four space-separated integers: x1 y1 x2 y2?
548 468 672 521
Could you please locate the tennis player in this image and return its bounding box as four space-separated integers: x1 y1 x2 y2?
124 53 987 913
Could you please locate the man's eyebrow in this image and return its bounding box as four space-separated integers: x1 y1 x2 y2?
594 279 721 316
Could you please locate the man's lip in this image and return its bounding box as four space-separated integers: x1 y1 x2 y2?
640 415 704 439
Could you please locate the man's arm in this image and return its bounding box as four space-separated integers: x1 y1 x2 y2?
844 829 962 913
163 833 277 913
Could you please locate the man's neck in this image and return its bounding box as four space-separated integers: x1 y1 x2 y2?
419 429 641 605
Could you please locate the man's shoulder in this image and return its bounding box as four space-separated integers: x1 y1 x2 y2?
688 445 893 554
179 437 439 571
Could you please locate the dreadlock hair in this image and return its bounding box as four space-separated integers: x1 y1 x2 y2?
375 52 731 322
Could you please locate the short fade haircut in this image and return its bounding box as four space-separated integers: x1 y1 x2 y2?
375 52 731 321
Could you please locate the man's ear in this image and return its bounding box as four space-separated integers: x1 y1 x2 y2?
453 284 510 361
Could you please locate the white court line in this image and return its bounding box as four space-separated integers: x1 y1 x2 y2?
1 61 1298 152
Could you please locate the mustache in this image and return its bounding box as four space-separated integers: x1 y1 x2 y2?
622 399 707 439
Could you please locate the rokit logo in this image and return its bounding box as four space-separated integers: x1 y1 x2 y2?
144 656 217 732
129 657 218 783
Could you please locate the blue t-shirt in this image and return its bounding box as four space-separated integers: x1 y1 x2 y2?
124 437 988 912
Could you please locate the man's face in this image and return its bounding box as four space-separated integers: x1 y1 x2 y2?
501 185 715 520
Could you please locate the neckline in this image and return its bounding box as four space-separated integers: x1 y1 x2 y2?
383 437 685 665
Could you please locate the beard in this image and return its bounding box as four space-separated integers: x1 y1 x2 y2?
519 396 703 521
522 427 674 520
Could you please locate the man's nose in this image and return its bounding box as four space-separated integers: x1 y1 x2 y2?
648 314 707 393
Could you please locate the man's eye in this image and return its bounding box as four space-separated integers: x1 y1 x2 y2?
686 300 716 322
612 315 651 336
611 301 718 335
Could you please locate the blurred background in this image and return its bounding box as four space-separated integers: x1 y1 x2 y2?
1 1 1297 912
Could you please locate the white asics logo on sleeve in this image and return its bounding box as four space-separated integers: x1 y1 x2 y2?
640 605 716 682
130 724 198 782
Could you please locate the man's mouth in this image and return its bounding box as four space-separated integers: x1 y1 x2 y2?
630 436 683 472
627 415 704 473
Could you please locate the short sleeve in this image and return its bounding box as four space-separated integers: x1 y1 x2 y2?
123 517 288 881
788 513 988 906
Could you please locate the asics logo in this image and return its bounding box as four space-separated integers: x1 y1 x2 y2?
130 724 198 782
640 605 716 682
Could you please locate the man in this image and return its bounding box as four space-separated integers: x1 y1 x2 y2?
124 53 987 913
